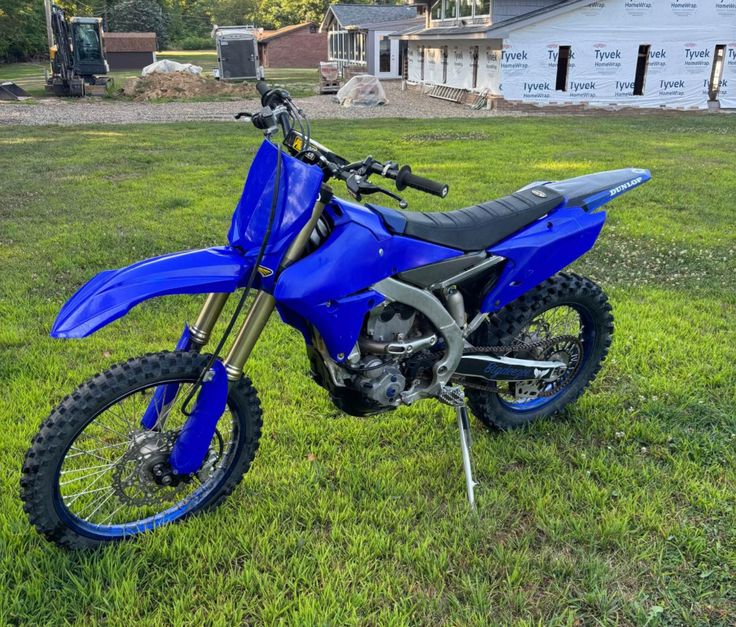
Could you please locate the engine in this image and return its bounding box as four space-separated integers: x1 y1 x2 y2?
353 304 415 406
308 302 442 416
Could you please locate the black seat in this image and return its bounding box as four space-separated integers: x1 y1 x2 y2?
368 186 564 252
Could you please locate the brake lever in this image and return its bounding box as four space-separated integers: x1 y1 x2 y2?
234 112 253 121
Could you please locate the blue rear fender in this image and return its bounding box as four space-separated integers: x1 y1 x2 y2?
51 246 256 339
481 206 606 312
481 168 651 312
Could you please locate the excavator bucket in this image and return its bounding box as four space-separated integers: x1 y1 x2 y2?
0 82 32 101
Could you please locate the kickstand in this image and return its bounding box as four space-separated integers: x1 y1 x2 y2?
441 387 477 511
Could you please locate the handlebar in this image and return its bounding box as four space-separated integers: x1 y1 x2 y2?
240 81 450 204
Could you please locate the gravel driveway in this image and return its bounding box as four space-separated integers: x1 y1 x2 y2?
0 83 499 126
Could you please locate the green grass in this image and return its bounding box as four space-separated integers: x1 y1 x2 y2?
1 115 735 625
0 51 318 99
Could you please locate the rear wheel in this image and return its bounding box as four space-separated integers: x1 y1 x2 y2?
21 351 262 549
466 273 613 429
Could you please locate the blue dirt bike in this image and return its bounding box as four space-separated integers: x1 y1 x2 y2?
22 82 650 548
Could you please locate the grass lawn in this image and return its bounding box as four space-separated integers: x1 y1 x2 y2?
1 115 735 625
0 50 318 98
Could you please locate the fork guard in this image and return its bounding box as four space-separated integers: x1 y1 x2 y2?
51 247 254 339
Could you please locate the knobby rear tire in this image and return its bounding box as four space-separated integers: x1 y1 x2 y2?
20 351 263 549
466 272 614 430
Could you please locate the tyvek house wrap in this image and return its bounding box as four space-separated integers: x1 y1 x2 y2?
408 0 735 109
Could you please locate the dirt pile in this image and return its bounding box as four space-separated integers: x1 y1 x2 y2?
122 72 258 101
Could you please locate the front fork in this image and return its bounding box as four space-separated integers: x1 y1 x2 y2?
143 195 329 475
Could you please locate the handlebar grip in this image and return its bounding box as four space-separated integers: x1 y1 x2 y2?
256 80 270 97
395 165 449 198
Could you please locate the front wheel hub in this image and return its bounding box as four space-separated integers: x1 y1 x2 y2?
112 431 190 506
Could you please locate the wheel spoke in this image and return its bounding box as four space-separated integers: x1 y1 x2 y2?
78 488 117 520
64 485 115 507
59 466 113 486
60 452 127 492
67 441 128 461
107 405 136 432
100 502 127 525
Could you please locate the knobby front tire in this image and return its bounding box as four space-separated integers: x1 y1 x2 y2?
21 351 263 549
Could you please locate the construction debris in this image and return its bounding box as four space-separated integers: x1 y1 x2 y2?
319 62 340 95
142 59 203 76
122 72 257 101
0 82 32 101
335 75 387 107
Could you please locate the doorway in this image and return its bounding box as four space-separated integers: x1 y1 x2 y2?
375 32 399 78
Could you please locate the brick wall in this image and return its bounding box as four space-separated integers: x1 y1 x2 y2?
262 29 328 68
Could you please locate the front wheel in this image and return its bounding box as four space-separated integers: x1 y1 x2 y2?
466 273 614 430
21 351 262 549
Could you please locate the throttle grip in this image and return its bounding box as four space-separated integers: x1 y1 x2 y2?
256 80 270 98
395 165 449 198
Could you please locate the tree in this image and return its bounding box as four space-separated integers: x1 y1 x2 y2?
257 0 330 29
0 0 47 62
206 0 259 27
107 0 168 48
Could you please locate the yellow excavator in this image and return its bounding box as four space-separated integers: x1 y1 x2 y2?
44 2 111 96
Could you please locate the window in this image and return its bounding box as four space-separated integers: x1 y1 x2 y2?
475 0 491 16
431 0 442 20
633 44 650 96
442 46 448 83
709 44 726 100
74 23 103 62
555 45 571 91
459 0 473 18
471 45 479 89
444 0 457 19
309 24 317 33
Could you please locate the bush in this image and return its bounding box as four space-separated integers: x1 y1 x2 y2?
174 36 214 51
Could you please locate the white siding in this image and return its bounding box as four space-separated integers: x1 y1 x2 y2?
501 0 736 109
425 46 445 84
407 41 501 93
477 44 502 93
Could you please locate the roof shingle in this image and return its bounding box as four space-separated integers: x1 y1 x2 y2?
327 4 418 29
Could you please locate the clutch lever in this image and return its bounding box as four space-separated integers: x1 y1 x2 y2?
234 112 253 121
372 185 408 209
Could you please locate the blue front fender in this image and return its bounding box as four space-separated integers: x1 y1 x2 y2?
51 246 254 338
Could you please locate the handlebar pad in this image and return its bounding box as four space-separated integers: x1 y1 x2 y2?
395 165 449 198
